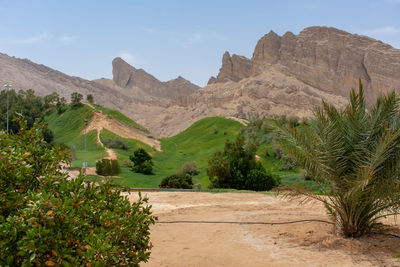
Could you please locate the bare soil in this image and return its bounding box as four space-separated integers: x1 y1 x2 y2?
82 104 161 150
126 192 400 267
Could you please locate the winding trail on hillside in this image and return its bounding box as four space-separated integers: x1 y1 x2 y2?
82 103 161 151
226 116 249 126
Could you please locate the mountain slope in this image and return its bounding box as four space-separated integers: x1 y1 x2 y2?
151 26 400 137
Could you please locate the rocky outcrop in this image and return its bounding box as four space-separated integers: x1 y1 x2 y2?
159 26 400 137
112 57 199 100
251 26 400 103
2 26 400 138
211 52 252 83
207 26 400 105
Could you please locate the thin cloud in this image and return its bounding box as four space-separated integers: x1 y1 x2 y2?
118 51 140 67
362 26 400 36
141 27 225 48
59 35 77 44
14 32 49 44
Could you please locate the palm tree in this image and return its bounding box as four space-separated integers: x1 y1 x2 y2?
272 81 400 237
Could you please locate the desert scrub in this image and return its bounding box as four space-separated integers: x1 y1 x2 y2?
0 118 154 266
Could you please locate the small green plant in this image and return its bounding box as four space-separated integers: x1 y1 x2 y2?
159 174 193 189
130 148 153 174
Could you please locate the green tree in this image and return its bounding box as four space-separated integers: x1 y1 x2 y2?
207 135 279 191
272 81 400 237
44 92 59 109
0 118 154 265
71 92 83 108
56 96 66 114
130 148 154 174
87 94 94 103
0 89 54 141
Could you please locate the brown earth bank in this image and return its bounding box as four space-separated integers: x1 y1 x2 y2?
126 192 400 267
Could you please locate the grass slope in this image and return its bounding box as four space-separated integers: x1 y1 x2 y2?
100 117 244 188
46 105 106 168
46 104 316 191
92 104 149 133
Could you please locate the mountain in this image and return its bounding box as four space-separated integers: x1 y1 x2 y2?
1 26 400 137
152 26 400 137
0 53 199 135
94 57 199 105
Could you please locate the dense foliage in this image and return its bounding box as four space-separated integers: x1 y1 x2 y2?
207 135 279 191
272 81 400 237
95 158 121 176
159 174 193 189
0 119 154 266
0 89 54 141
130 148 154 174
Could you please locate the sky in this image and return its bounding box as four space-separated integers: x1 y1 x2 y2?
0 0 399 86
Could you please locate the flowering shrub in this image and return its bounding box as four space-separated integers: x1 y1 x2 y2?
0 119 154 266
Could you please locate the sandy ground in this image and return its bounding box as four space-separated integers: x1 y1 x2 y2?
126 192 400 267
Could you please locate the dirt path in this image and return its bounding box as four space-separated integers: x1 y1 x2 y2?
226 116 249 126
126 192 400 267
82 104 161 151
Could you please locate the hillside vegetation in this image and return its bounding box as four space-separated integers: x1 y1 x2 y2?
45 103 313 189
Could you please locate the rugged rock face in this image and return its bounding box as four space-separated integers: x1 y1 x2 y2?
112 57 199 101
2 26 400 138
210 52 252 84
159 26 400 137
254 27 400 103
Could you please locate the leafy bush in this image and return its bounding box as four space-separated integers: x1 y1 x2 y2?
159 174 193 189
272 81 400 237
180 162 199 176
0 118 154 265
207 135 279 191
86 94 94 104
96 158 121 176
245 169 279 191
130 148 153 174
71 92 83 108
104 137 128 150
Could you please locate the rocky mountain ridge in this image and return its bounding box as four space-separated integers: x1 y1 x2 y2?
154 26 400 136
1 26 400 137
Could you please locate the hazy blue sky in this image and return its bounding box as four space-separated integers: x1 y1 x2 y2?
0 0 399 86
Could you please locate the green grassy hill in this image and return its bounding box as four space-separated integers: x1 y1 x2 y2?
45 104 107 168
46 103 316 190
100 117 244 188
